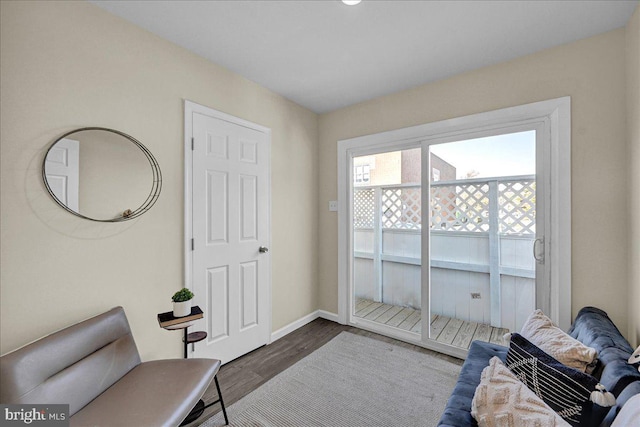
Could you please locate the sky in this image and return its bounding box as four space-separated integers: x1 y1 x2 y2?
429 130 536 179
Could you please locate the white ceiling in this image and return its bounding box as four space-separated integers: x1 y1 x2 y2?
91 0 638 114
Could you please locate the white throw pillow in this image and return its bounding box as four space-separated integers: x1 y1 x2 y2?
610 393 640 427
519 309 597 372
471 356 570 427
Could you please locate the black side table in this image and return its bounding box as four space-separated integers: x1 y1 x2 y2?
158 306 229 425
158 306 207 358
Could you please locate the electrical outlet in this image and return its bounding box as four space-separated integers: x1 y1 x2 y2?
329 201 338 212
471 293 481 299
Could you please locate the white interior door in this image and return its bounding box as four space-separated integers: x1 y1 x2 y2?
188 106 271 364
44 138 79 211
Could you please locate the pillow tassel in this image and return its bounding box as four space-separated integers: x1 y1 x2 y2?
590 383 616 407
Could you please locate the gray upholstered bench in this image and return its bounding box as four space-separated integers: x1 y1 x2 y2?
0 307 226 427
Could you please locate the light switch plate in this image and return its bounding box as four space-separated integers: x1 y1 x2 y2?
329 201 338 211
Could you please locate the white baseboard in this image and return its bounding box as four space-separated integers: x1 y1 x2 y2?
270 309 341 343
271 311 320 342
318 310 339 323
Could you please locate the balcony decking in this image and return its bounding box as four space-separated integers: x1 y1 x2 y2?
355 298 509 349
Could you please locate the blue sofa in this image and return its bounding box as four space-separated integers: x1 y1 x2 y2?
438 307 640 427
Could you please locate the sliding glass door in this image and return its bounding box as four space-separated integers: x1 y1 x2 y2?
349 130 539 351
339 98 570 358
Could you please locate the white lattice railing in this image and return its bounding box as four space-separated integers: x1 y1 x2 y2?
498 178 536 234
353 175 536 329
382 186 421 230
354 188 375 229
353 175 536 235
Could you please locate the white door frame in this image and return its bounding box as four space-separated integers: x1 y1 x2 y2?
337 97 571 356
184 99 272 350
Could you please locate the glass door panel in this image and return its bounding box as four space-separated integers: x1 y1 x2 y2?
427 131 537 349
352 148 422 335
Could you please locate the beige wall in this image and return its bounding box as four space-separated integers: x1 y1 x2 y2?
627 5 640 348
319 29 630 333
0 1 318 359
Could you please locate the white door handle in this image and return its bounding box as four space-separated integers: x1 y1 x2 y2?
533 237 544 264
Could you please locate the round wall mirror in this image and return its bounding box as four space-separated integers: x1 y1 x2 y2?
42 127 162 222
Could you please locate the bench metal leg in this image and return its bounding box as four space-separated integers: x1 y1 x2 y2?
181 375 229 426
201 375 228 425
214 375 229 425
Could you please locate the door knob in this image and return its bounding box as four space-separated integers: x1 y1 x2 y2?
259 246 269 253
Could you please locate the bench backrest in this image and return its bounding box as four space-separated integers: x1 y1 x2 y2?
0 307 141 415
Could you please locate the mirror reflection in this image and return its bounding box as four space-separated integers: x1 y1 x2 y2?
43 128 161 222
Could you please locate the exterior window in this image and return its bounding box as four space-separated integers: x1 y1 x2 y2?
432 168 441 182
355 164 370 183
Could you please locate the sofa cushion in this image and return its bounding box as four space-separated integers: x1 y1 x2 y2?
610 392 640 427
506 333 611 427
568 307 640 396
568 307 633 354
471 356 570 426
70 358 220 427
600 380 640 427
520 309 597 372
437 341 508 427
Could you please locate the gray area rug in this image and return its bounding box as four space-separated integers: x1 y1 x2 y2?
202 331 461 427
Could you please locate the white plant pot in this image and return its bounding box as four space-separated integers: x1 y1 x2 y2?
173 300 192 317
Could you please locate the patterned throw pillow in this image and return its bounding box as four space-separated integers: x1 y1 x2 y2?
471 356 570 427
520 309 597 372
506 333 613 427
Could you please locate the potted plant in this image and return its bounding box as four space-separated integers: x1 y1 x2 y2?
172 288 194 317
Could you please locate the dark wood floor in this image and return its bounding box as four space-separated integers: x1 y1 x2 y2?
185 318 463 426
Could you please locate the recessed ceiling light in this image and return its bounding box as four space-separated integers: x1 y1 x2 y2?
342 0 362 5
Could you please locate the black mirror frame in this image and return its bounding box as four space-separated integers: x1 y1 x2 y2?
42 127 162 222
